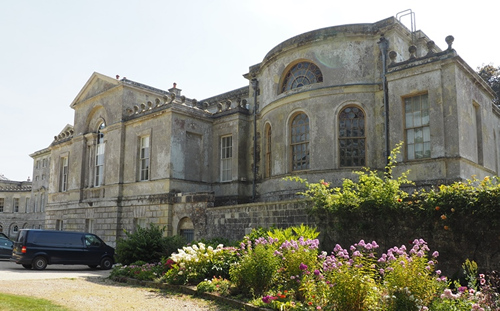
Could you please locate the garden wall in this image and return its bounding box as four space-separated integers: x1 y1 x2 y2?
189 199 500 277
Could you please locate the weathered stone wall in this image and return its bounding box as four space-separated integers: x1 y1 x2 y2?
185 199 313 241
186 198 500 277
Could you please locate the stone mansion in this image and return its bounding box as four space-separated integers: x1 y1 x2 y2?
1 16 498 245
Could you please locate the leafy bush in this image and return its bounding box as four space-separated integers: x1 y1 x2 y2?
164 242 238 285
267 224 319 243
229 238 281 297
115 224 186 265
286 143 413 215
257 238 445 310
110 258 175 281
196 276 232 296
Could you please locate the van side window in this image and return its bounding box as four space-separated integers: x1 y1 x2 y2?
85 235 102 247
33 232 82 247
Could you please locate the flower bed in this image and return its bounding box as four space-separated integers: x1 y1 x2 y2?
110 228 500 310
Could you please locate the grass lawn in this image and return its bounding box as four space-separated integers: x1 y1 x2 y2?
0 292 70 311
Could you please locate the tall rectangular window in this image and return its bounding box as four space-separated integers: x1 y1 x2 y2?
220 135 232 182
40 194 45 212
0 198 4 212
474 102 484 165
25 198 29 213
94 131 105 187
265 125 272 178
56 219 63 231
291 113 310 171
13 198 19 213
60 156 69 192
339 107 365 167
139 136 150 181
133 218 147 231
85 219 94 233
405 94 430 160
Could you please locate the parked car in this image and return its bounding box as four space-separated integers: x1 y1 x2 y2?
0 233 14 259
11 229 115 270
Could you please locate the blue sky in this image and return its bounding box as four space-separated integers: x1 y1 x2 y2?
1 0 499 181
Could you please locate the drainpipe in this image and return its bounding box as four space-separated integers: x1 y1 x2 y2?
378 36 390 169
251 79 259 201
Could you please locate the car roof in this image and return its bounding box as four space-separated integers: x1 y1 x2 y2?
0 232 12 240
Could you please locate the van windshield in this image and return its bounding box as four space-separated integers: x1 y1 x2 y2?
84 235 102 248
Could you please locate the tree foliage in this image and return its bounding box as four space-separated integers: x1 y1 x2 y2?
477 64 500 105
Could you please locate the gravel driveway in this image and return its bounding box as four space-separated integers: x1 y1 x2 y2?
0 260 233 310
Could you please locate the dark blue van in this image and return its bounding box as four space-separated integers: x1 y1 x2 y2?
11 229 115 270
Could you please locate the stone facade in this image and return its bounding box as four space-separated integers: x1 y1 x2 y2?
3 17 498 247
0 177 37 239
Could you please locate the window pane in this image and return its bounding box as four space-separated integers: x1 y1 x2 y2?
281 62 323 93
405 94 430 160
408 144 415 160
339 106 365 167
423 126 430 141
424 142 431 158
406 111 413 128
413 109 422 127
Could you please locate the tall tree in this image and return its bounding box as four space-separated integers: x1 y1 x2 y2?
477 64 500 105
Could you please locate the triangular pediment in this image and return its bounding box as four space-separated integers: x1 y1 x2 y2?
70 72 120 108
52 124 75 144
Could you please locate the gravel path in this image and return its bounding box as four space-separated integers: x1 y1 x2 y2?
0 277 232 311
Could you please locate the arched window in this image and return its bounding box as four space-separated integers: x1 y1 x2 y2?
94 122 106 187
264 124 272 178
281 62 323 93
291 113 310 171
178 217 194 243
339 106 365 166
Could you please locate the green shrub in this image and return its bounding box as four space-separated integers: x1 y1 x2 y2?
115 224 186 265
267 224 319 243
164 243 238 285
230 238 281 297
196 276 232 296
110 258 175 281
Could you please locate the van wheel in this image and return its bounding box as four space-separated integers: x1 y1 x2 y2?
22 264 32 269
33 256 48 270
100 257 113 270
